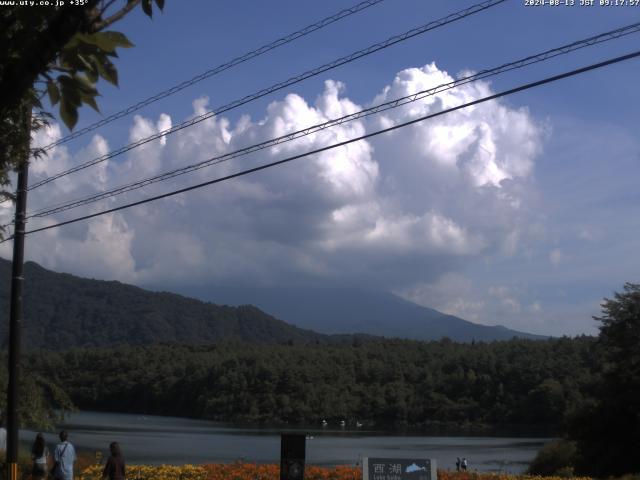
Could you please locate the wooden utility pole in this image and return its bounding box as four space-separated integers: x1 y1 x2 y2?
5 111 30 480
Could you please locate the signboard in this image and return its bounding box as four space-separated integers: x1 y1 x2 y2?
363 458 437 480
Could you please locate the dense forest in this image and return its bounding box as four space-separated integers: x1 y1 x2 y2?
16 336 597 432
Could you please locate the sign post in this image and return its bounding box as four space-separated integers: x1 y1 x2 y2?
280 434 306 480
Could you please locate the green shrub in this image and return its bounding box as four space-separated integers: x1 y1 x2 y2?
527 439 577 476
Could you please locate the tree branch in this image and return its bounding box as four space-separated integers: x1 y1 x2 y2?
90 0 141 33
99 0 119 17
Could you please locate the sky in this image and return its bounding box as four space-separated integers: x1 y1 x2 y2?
1 0 639 336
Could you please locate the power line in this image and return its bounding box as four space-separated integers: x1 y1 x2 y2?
41 0 387 151
27 0 506 192
22 21 640 220
4 49 637 241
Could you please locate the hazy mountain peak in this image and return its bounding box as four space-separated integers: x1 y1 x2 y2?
163 283 546 342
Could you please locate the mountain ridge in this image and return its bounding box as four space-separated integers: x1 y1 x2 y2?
0 257 545 348
168 284 546 341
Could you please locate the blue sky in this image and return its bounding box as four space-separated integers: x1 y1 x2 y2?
2 0 639 336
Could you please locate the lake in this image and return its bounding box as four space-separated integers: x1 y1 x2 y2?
20 411 549 473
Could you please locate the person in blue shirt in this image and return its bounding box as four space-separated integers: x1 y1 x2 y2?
52 430 76 480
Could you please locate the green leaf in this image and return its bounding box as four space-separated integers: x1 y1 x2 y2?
95 57 119 87
85 52 111 83
59 76 82 108
80 92 100 113
100 59 118 87
63 42 103 71
72 74 98 95
84 63 99 83
63 87 82 108
60 97 78 130
154 0 165 10
73 33 99 49
47 81 60 106
142 0 153 17
81 31 134 53
76 54 97 75
104 31 134 48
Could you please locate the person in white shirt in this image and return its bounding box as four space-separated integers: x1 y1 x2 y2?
52 431 76 480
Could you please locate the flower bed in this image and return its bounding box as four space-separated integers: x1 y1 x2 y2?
438 473 592 480
80 463 208 480
80 463 595 480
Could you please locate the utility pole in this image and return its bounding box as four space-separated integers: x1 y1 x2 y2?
5 110 30 480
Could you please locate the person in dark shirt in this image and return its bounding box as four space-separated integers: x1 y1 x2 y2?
102 442 125 480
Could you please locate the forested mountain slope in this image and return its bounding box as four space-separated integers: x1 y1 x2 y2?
0 259 337 349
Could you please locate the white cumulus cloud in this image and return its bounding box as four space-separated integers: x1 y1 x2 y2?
1 62 544 296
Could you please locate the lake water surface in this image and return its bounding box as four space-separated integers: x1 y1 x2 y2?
21 412 549 473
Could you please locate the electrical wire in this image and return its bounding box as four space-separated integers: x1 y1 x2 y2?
27 0 506 191
41 0 388 151
2 49 636 242
21 21 640 220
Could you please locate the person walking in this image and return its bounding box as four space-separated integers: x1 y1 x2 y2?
0 414 6 452
461 458 468 471
455 457 461 472
30 433 49 480
102 442 126 480
52 431 76 480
